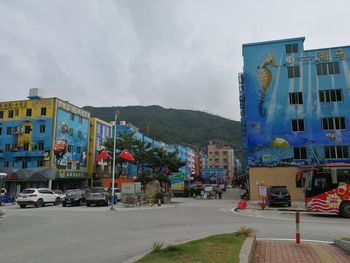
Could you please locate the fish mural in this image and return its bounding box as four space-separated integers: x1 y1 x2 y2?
326 133 340 141
258 53 277 116
271 138 289 148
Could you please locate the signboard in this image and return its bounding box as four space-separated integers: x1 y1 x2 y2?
121 182 135 194
170 173 185 191
258 185 267 198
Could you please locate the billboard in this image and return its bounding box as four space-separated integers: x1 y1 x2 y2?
170 173 185 191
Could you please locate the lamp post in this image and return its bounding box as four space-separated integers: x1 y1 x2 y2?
111 111 119 210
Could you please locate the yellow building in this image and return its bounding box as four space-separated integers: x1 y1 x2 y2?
88 117 112 187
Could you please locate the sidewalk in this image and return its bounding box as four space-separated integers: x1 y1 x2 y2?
247 200 306 211
253 240 350 263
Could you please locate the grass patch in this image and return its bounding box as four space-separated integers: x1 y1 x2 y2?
341 237 350 242
135 231 251 263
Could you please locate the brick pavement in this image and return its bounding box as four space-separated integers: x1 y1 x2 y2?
252 241 350 263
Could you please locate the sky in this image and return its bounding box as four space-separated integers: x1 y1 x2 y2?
1 0 350 121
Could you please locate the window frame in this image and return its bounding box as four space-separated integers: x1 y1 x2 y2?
287 66 300 78
321 117 346 130
289 92 303 105
293 147 307 160
291 119 305 132
316 62 340 76
324 145 349 159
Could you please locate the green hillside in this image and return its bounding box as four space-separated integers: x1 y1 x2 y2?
83 105 241 155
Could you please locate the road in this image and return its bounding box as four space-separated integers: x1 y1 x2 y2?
0 189 349 263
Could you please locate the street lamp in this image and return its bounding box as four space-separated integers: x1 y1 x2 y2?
111 111 119 210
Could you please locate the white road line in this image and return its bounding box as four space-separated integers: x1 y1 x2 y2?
256 238 333 244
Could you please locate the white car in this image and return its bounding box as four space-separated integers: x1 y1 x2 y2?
17 188 61 208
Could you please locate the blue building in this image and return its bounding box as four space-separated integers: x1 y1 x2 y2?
240 37 350 200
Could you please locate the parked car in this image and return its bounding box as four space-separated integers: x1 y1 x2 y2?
267 186 291 207
86 187 109 206
17 188 61 208
52 189 65 202
62 189 88 207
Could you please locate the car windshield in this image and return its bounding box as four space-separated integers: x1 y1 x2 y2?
91 188 105 193
67 190 82 196
53 190 63 194
270 187 288 193
21 189 35 194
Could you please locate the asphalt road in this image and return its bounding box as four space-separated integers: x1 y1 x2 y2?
1 189 349 263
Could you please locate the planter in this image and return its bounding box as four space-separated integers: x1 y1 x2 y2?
334 239 350 254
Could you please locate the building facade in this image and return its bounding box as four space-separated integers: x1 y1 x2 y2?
0 89 90 193
88 117 112 187
207 143 234 184
240 37 350 200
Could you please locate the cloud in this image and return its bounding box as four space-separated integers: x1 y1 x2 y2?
0 0 350 120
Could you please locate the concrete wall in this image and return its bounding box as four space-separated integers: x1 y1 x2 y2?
249 167 304 201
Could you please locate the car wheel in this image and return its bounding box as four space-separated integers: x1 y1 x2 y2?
79 200 83 206
54 198 60 206
287 202 291 207
105 199 109 206
340 202 350 218
36 199 44 208
0 201 4 206
86 202 91 207
20 204 26 208
62 203 66 207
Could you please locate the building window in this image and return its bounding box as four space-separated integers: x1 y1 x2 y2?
324 145 349 159
294 147 307 159
41 107 47 116
289 92 303 104
38 142 44 151
37 160 43 167
76 163 80 170
316 62 340 75
26 108 32 117
69 128 74 136
4 161 11 167
77 146 81 154
292 119 305 132
6 127 12 135
23 143 30 151
70 113 74 121
67 162 72 169
287 66 300 78
12 143 18 151
0 127 2 135
40 125 45 133
78 131 82 139
68 145 72 153
5 144 11 152
321 117 346 130
79 116 83 124
25 125 31 134
0 110 3 119
286 44 298 54
22 160 28 169
319 89 342 103
14 109 19 116
8 110 14 118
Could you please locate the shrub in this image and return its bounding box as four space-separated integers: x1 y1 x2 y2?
152 241 164 252
236 226 255 237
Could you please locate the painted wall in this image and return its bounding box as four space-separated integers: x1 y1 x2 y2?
54 101 89 179
249 167 304 201
242 37 350 167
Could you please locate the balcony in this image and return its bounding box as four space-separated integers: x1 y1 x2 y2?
12 150 44 158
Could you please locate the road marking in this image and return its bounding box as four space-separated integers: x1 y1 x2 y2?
256 238 333 244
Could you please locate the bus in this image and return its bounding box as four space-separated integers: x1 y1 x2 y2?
305 164 350 218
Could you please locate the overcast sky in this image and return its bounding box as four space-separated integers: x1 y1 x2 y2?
1 0 350 120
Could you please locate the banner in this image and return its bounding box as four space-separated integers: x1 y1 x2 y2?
170 173 185 191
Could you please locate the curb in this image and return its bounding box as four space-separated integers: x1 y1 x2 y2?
334 239 350 254
239 233 256 263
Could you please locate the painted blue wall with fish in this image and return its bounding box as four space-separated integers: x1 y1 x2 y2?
241 37 350 167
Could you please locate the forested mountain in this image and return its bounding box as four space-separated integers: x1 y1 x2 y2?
83 105 241 155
